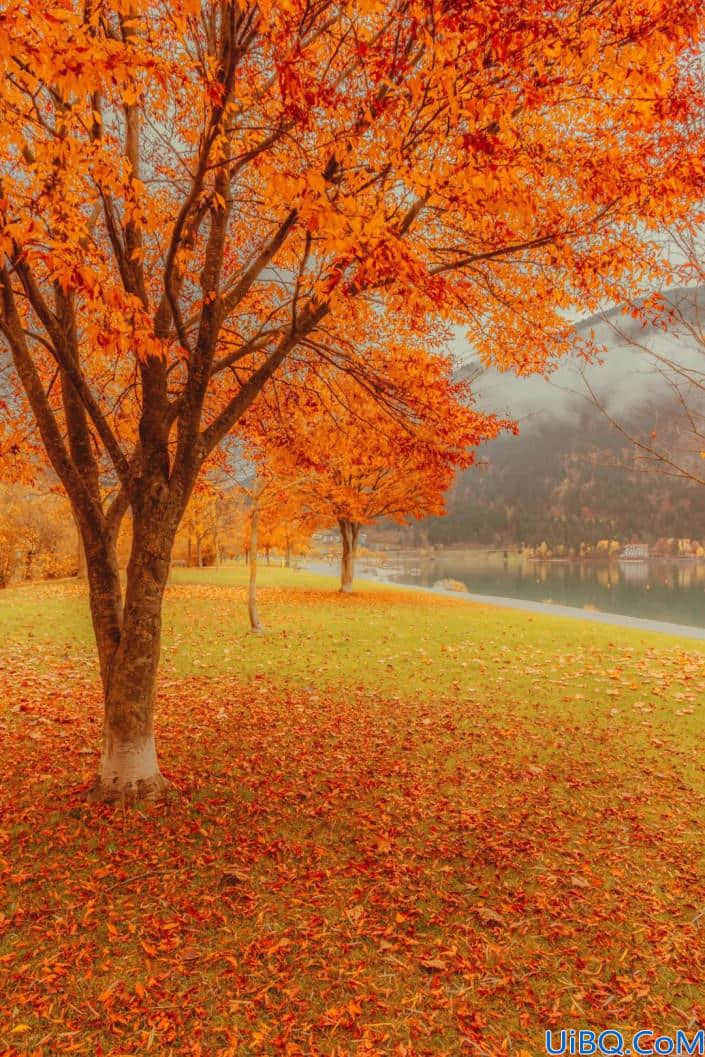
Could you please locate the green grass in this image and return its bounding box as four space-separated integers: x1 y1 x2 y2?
4 563 705 753
2 567 705 1056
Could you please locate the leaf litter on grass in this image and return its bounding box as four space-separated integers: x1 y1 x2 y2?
2 632 705 1056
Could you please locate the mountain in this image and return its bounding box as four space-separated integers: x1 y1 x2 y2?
415 285 705 549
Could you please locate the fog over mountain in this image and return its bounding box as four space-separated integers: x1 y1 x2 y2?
460 284 705 426
414 286 705 549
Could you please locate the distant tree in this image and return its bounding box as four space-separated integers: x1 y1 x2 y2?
0 485 77 583
181 487 217 568
249 365 508 590
235 457 320 631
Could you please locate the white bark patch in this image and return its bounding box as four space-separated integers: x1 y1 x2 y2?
100 730 160 789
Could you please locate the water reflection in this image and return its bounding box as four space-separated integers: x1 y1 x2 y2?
618 561 649 586
379 554 705 628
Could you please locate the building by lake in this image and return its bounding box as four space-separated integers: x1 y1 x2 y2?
619 543 649 560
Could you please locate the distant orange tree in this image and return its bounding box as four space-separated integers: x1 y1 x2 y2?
223 445 320 631
249 357 505 591
1 1 703 798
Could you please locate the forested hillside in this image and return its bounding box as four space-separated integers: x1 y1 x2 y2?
421 397 705 547
420 287 705 548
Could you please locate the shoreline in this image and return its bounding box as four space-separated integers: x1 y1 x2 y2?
304 559 705 642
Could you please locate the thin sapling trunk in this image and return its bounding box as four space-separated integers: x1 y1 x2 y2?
248 505 263 633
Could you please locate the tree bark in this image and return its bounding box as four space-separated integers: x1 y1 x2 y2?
339 518 360 593
88 512 175 803
248 506 263 633
83 535 123 693
77 532 87 580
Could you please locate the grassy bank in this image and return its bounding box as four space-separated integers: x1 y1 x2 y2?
1 567 705 1055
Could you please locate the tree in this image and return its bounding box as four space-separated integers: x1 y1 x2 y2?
1 1 703 800
0 485 77 583
181 486 216 567
250 359 505 589
257 505 314 568
231 453 320 631
177 481 248 565
0 516 14 589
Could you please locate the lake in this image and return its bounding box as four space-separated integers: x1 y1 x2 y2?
367 552 705 629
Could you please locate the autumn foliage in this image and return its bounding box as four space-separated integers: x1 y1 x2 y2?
245 347 507 587
1 0 704 795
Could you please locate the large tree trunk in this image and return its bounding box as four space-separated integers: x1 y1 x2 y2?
339 518 360 593
88 514 174 803
83 535 123 693
248 506 263 634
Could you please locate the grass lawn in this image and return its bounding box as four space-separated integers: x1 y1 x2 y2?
1 565 705 1056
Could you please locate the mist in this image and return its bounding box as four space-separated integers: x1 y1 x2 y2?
454 284 705 428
